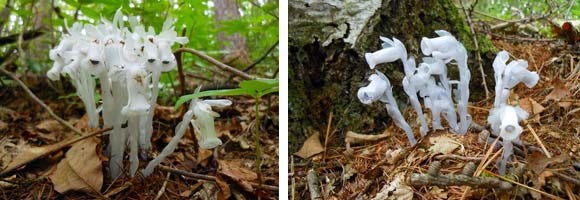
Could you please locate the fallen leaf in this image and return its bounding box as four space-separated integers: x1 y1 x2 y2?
428 135 460 155
49 137 103 194
294 132 324 159
528 151 569 174
544 77 570 103
197 148 213 167
519 98 545 122
35 119 64 133
215 174 231 200
218 159 257 193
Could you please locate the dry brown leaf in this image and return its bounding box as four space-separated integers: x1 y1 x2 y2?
294 132 324 159
519 98 545 120
49 137 103 194
196 148 213 167
428 135 460 155
216 174 231 200
217 159 257 193
528 151 569 174
35 119 64 133
544 77 570 103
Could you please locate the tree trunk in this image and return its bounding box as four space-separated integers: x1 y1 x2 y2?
289 0 497 152
214 0 251 68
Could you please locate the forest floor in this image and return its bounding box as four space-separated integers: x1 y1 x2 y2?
290 37 580 199
0 78 279 199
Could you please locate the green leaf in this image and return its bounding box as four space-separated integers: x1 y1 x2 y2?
239 79 278 92
174 88 250 109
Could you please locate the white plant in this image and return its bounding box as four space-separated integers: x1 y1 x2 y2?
46 8 205 179
488 50 538 175
142 93 231 176
421 30 471 134
358 72 416 145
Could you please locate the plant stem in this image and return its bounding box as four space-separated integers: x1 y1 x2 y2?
254 96 263 197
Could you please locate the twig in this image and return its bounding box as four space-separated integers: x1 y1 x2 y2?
483 169 565 200
322 112 333 162
0 56 83 135
156 165 279 191
553 171 580 186
306 169 322 200
461 0 489 98
243 41 278 73
175 27 186 96
291 156 295 200
103 182 132 198
174 48 255 80
154 172 171 200
434 154 482 162
227 41 278 81
460 136 501 200
523 120 552 158
411 161 512 190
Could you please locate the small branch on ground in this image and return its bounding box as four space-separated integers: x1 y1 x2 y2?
0 55 84 135
174 48 256 80
410 161 512 190
156 165 279 192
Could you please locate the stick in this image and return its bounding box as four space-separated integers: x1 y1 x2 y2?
154 172 171 200
322 112 333 162
307 169 322 200
174 48 255 80
461 0 489 98
0 56 84 135
156 165 279 191
523 120 552 158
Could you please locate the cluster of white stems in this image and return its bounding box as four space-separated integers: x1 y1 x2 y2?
358 31 540 176
359 30 470 145
47 9 230 179
488 50 538 175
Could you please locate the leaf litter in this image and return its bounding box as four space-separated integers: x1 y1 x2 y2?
291 37 580 199
0 82 279 199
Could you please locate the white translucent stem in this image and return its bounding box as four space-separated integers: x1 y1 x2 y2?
139 70 161 156
402 78 428 136
497 140 513 176
128 116 139 177
456 59 470 134
383 85 416 145
142 109 195 176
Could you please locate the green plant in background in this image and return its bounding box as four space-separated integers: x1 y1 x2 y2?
175 78 278 188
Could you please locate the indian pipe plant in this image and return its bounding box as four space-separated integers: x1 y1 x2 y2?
358 30 539 165
47 8 278 181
